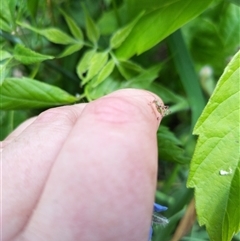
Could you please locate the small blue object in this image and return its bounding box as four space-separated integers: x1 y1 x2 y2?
153 203 168 212
148 203 168 241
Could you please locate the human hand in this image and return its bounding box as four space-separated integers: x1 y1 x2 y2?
2 89 165 241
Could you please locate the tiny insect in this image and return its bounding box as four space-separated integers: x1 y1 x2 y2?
149 99 170 120
152 203 169 226
149 203 169 241
152 212 169 226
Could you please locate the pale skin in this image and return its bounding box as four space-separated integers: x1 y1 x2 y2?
1 89 165 241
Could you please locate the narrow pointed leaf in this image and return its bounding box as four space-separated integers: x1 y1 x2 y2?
81 51 108 85
76 49 96 79
187 50 240 241
122 64 161 89
92 59 115 87
57 43 83 58
110 11 144 49
117 60 143 80
13 44 54 64
0 77 78 110
17 22 77 45
60 9 84 40
84 8 100 44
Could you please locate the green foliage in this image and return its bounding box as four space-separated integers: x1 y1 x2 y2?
13 44 54 64
83 5 100 45
0 77 78 110
183 2 240 74
158 126 190 164
110 11 145 49
115 0 214 59
1 0 239 240
188 50 240 241
17 22 78 45
60 9 84 41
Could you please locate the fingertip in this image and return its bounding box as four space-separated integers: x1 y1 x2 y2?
102 88 165 130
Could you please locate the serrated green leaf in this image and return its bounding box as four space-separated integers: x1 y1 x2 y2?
187 50 240 241
115 0 214 59
110 11 144 49
0 77 78 110
13 44 54 64
57 43 83 58
158 126 190 164
84 8 100 44
92 59 115 87
76 49 97 79
0 50 12 61
17 22 77 45
60 9 84 40
81 51 108 85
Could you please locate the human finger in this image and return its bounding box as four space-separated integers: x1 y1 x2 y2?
20 89 164 241
2 104 86 241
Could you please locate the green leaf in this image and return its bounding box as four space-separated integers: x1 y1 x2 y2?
84 75 121 100
110 11 144 49
121 64 161 89
76 49 97 79
0 0 13 31
13 44 54 64
0 18 11 32
92 59 115 87
83 7 100 44
27 0 39 18
158 126 190 164
57 43 83 58
187 4 240 73
187 50 240 241
0 77 78 110
117 60 144 79
0 50 12 61
115 0 214 59
60 9 84 40
81 51 109 85
17 22 77 45
0 58 12 85
97 8 119 35
226 0 240 6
